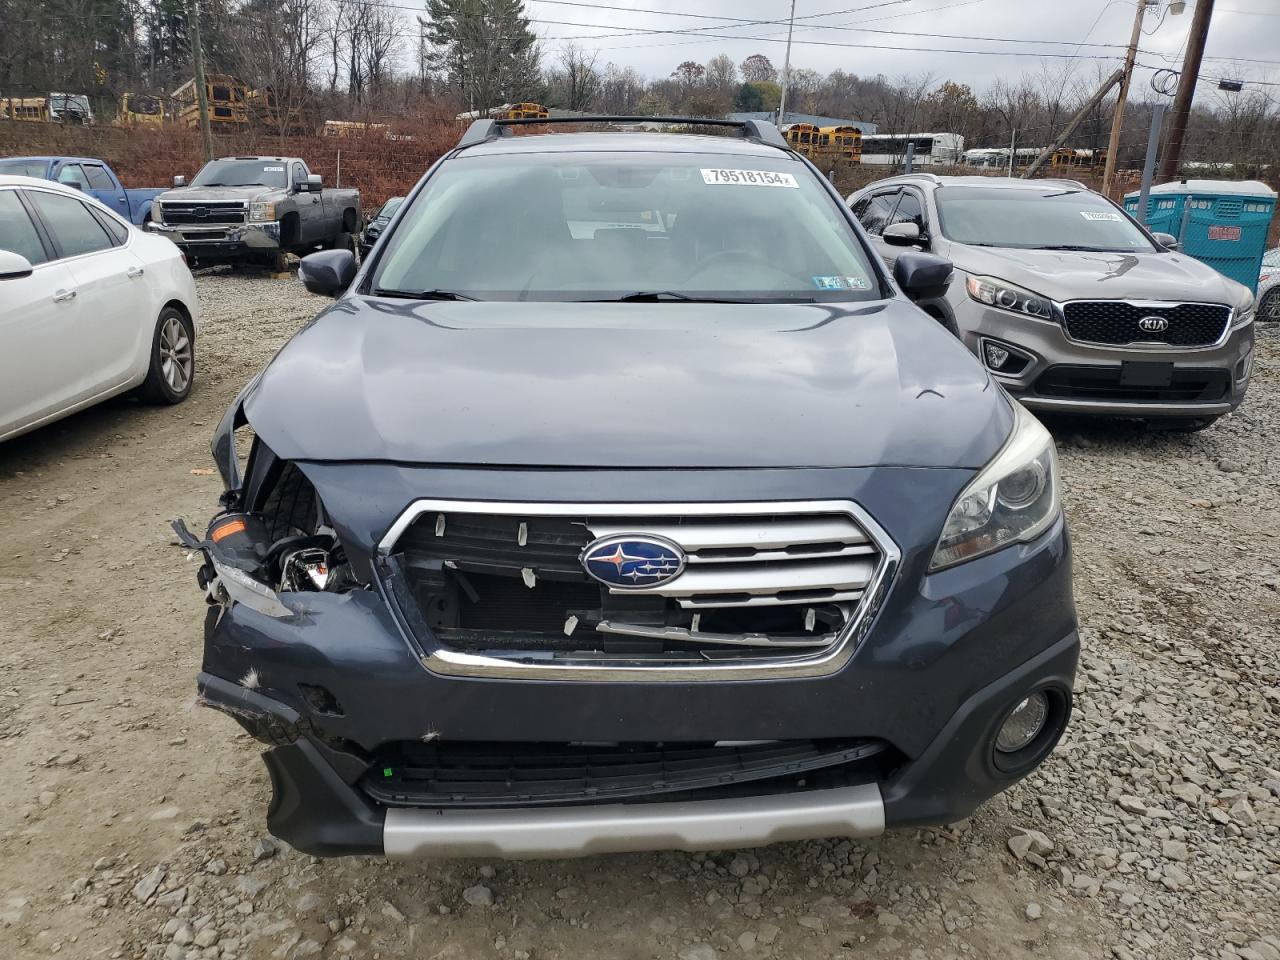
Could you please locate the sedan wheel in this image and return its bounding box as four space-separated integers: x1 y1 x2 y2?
137 307 196 405
160 314 193 393
1260 288 1280 323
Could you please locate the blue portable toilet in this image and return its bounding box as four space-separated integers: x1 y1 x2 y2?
1124 179 1277 293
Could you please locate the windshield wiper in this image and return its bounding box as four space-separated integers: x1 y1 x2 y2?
372 288 479 301
1039 244 1127 252
603 291 800 303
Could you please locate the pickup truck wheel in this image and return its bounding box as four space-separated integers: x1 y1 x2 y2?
136 307 195 405
328 231 355 255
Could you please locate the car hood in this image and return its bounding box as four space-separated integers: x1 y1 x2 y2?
241 298 1013 469
155 185 278 204
952 245 1247 306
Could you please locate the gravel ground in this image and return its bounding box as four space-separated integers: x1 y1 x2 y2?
0 272 1276 960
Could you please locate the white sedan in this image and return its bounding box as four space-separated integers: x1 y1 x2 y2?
0 174 200 442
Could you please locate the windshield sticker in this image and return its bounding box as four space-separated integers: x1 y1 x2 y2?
263 165 284 172
1080 211 1121 221
701 168 799 188
812 275 869 290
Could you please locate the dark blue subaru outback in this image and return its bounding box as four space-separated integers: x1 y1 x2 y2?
176 117 1078 859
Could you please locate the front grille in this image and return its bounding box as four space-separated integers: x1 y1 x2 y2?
1062 301 1230 347
382 502 891 673
1034 365 1231 403
161 202 246 226
361 738 897 808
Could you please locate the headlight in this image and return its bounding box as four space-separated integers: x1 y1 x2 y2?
930 402 1061 571
1232 294 1255 327
151 202 163 223
249 201 276 222
966 275 1053 319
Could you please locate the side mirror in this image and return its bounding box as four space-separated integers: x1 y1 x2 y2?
299 249 356 297
0 250 34 280
304 174 322 193
882 222 925 247
173 175 187 188
1151 232 1180 251
894 252 953 298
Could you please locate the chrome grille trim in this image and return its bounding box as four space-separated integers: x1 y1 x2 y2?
377 499 900 681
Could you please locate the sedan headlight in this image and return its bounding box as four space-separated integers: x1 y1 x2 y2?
249 201 276 222
930 402 1060 571
966 275 1053 319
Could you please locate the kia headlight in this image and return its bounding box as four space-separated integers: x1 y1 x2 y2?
249 201 276 222
1232 292 1254 328
966 275 1053 320
930 402 1060 571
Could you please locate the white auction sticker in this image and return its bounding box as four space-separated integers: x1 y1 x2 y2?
701 168 799 188
264 165 284 171
1080 211 1121 221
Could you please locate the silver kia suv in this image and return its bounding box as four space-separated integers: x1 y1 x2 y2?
847 174 1256 430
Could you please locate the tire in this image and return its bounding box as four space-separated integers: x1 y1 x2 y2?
332 231 354 254
136 307 195 405
1147 415 1220 433
1260 287 1280 324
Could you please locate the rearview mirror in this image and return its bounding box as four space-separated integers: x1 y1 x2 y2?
173 175 187 188
299 249 356 297
1151 232 1180 251
893 252 952 298
882 222 924 247
0 250 34 280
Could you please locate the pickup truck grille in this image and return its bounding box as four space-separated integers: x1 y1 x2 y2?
380 500 896 678
160 201 246 226
1062 301 1231 347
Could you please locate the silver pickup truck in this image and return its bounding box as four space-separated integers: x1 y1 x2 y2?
148 156 362 269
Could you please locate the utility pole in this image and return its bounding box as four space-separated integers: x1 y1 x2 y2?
1024 68 1124 178
1158 0 1215 181
187 0 214 164
1102 0 1149 196
1006 127 1016 177
777 0 797 129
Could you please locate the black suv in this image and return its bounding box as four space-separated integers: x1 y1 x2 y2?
177 118 1078 859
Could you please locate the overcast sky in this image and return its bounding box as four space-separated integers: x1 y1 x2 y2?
515 0 1279 95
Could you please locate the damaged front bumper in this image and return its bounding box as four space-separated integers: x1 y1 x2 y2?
182 495 1078 859
148 220 282 257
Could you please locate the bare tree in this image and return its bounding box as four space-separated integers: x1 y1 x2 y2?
548 43 600 111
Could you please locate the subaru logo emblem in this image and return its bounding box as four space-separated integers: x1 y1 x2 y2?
194 207 209 218
581 535 686 589
1137 315 1169 333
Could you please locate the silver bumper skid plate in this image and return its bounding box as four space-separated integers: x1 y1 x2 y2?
383 783 885 859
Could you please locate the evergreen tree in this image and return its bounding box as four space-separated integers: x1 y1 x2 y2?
423 0 539 112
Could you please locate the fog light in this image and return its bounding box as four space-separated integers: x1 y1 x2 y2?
996 691 1049 753
1236 349 1253 382
984 342 1011 370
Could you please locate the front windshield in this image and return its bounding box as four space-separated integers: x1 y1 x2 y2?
190 159 289 189
371 151 878 302
376 197 404 220
0 160 50 178
936 186 1155 252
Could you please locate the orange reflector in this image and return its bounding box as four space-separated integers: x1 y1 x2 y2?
210 518 247 542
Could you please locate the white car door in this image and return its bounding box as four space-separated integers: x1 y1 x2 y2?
0 188 86 438
25 188 153 395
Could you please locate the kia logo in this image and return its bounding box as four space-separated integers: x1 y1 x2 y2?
1137 316 1169 333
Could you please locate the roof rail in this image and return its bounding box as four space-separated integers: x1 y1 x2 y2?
455 115 789 151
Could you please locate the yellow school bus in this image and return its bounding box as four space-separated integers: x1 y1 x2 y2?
172 75 248 127
117 93 165 127
495 101 549 120
0 97 51 122
820 125 862 165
